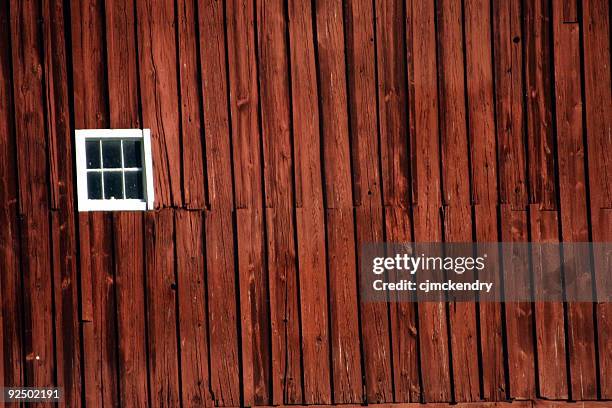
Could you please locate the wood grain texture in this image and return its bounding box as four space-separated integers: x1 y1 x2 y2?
552 0 598 399
0 0 23 395
136 0 182 207
10 0 55 391
175 210 212 407
144 210 180 407
345 0 391 403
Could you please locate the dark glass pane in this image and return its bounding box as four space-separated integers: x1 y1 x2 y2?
123 140 142 168
103 172 123 199
87 172 102 199
86 140 101 169
102 140 122 168
125 170 144 199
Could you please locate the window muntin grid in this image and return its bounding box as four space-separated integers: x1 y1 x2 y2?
84 139 144 200
75 129 154 212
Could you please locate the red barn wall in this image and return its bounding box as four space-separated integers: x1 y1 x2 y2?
0 0 610 407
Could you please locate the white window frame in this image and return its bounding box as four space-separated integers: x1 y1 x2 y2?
75 129 154 212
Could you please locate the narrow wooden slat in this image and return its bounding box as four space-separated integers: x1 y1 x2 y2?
144 209 180 406
287 0 326 403
582 0 612 397
177 0 206 209
436 0 480 400
406 0 451 401
464 0 505 400
204 209 240 406
375 0 419 401
175 210 212 407
524 0 556 211
345 0 391 403
257 0 301 403
113 213 149 408
530 206 568 399
104 1 150 405
226 0 270 405
237 207 270 407
493 0 536 399
197 1 241 404
9 0 55 389
79 213 119 408
551 0 598 399
500 207 536 399
41 0 81 405
492 0 528 209
314 0 360 403
0 0 23 392
136 0 182 207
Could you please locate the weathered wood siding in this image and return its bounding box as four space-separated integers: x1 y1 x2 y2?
0 0 610 406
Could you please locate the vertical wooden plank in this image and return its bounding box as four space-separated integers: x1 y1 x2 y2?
314 0 360 403
406 0 451 401
113 213 149 408
175 210 212 407
376 0 419 401
582 0 612 398
500 207 536 400
436 0 480 401
551 0 598 399
530 207 568 399
9 0 55 390
0 0 23 393
287 0 325 403
136 0 182 207
144 209 180 406
344 0 392 403
104 0 150 406
225 0 270 405
256 0 301 404
41 0 81 405
493 0 536 399
525 0 556 211
524 0 568 399
197 0 241 404
177 0 206 209
464 0 506 400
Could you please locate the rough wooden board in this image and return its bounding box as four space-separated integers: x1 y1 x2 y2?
0 0 23 392
136 0 182 207
175 210 212 407
437 0 480 399
530 207 567 399
113 213 149 408
345 0 392 402
144 210 180 406
204 209 240 406
237 207 271 406
43 0 82 404
406 0 451 400
177 0 206 209
551 0 598 398
10 0 56 390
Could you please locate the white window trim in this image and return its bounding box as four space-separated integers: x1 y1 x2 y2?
75 128 155 212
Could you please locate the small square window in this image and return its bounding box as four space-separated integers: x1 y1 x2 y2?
75 129 154 211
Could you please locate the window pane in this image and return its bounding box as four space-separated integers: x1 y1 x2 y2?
125 170 144 199
123 140 142 168
86 140 101 169
87 172 102 199
102 140 122 168
103 172 123 199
